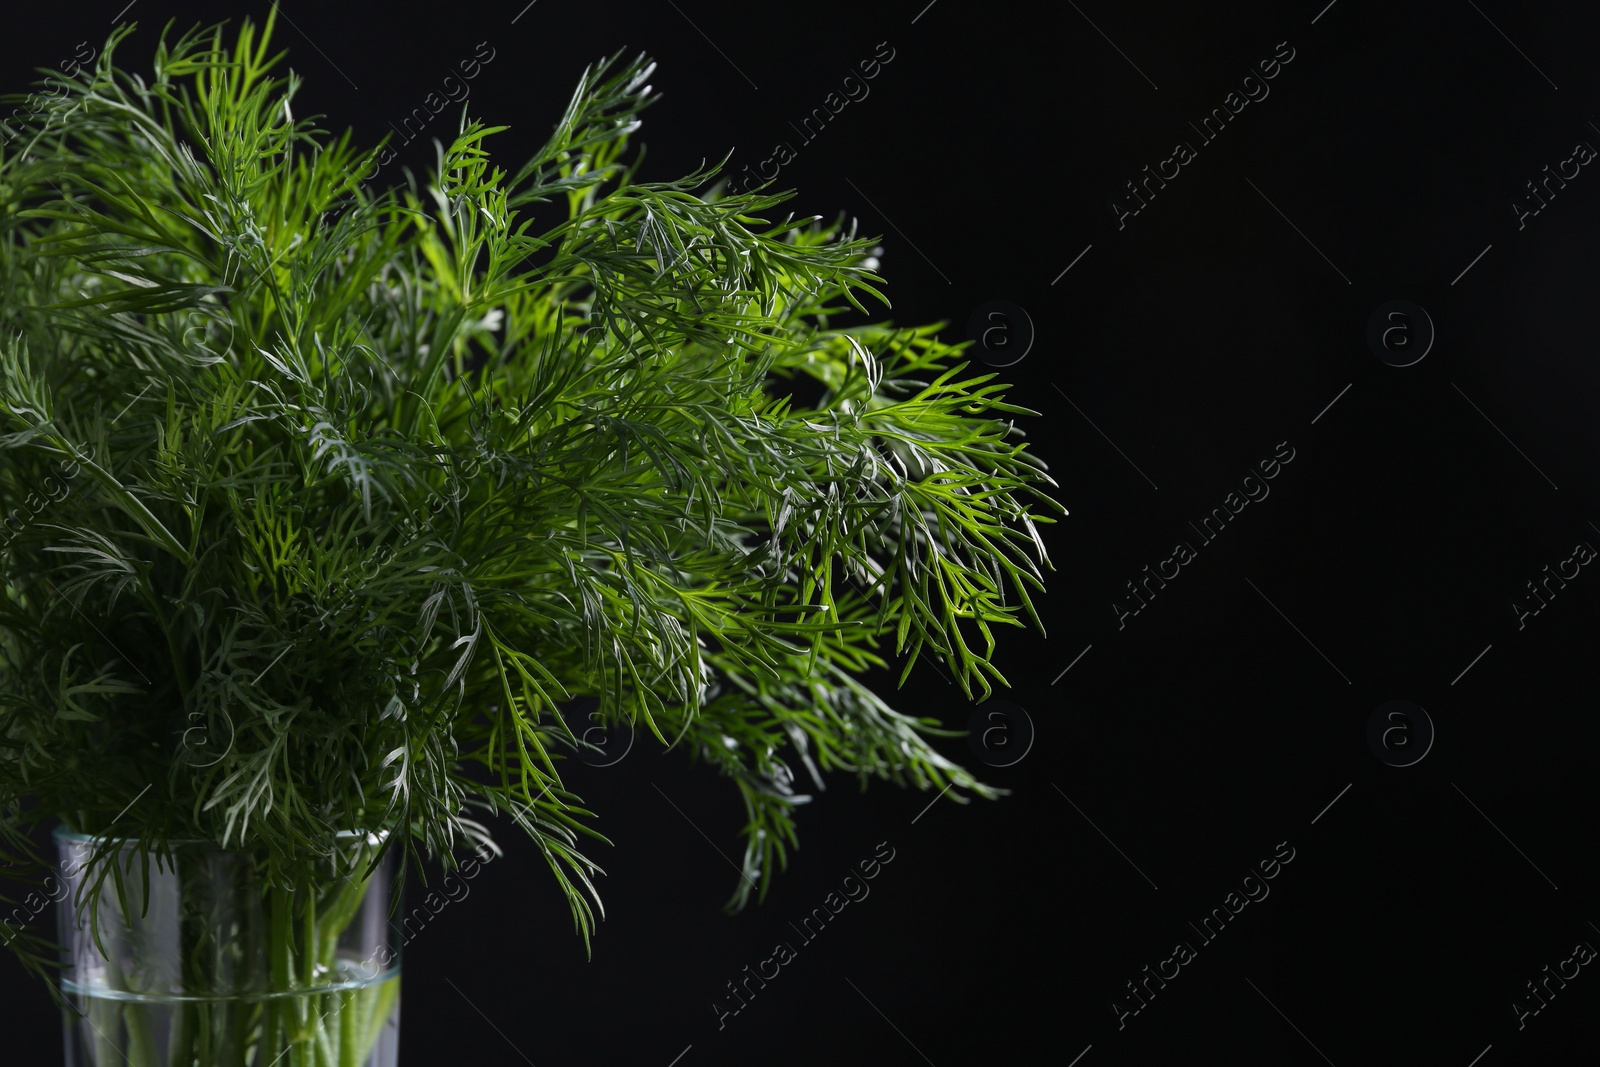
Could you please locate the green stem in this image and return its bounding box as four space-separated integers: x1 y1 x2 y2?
167 999 191 1067
97 921 160 1067
87 993 119 1065
302 888 317 988
263 885 289 1060
340 989 358 1067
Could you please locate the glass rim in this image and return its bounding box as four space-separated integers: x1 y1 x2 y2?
53 824 392 847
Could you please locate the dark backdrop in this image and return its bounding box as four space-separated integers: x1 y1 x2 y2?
4 1 1600 1063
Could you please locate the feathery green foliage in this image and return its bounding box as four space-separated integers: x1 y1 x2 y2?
0 13 1063 988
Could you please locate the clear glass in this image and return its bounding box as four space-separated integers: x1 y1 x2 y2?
54 826 402 1067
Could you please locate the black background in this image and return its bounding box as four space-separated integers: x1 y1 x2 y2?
4 0 1600 1063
